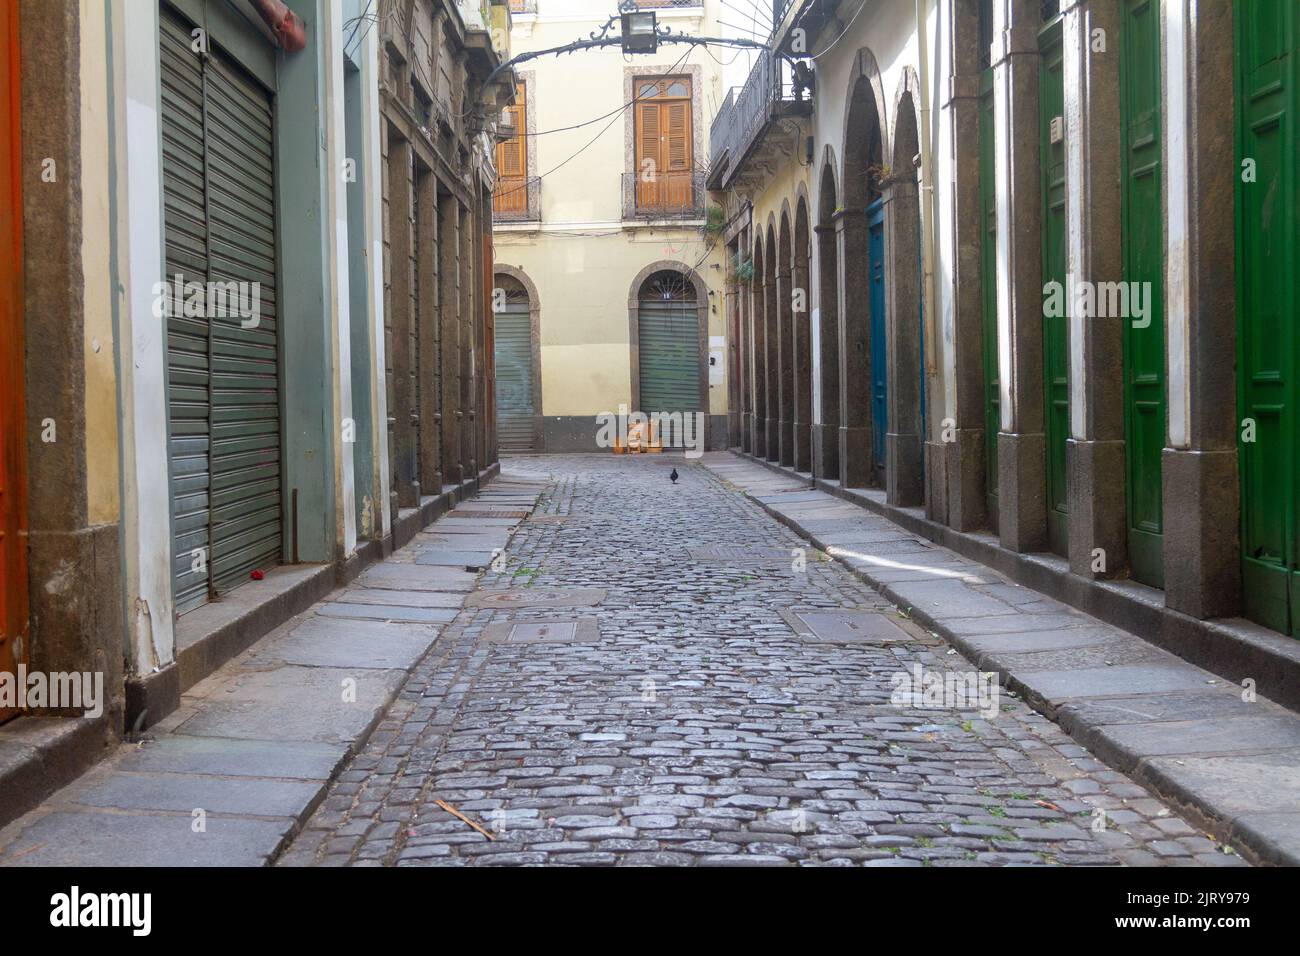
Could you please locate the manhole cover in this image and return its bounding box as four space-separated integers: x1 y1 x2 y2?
779 608 912 644
466 587 607 609
689 545 797 563
483 616 600 644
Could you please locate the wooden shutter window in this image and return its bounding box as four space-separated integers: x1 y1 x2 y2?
494 81 527 217
633 76 692 213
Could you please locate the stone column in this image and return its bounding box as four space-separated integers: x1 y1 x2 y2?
792 237 813 473
837 212 872 487
814 223 840 480
938 0 991 531
1160 0 1240 617
439 190 463 485
417 169 442 495
884 183 924 507
993 0 1048 552
759 257 769 460
387 136 419 506
1063 0 1127 579
776 256 795 467
751 254 768 459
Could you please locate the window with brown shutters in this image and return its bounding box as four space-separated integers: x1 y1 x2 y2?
633 76 693 214
493 80 529 219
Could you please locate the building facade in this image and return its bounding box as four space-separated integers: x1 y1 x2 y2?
490 0 731 453
0 0 511 825
714 0 1300 701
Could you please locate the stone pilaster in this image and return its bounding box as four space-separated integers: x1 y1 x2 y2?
993 0 1048 553
764 259 780 462
1062 0 1127 579
814 223 839 480
939 0 991 532
1160 0 1240 618
836 212 872 488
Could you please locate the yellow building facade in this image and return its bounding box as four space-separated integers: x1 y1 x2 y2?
492 0 731 453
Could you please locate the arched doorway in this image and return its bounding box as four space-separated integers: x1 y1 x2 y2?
816 158 840 481
841 63 887 488
634 268 705 417
492 271 541 453
887 86 924 507
793 193 813 473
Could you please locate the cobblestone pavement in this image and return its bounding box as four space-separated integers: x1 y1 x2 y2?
278 455 1245 867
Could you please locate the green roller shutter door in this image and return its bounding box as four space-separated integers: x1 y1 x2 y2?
1237 0 1299 636
1040 20 1069 558
494 307 536 451
638 303 701 415
161 4 281 613
1121 0 1165 587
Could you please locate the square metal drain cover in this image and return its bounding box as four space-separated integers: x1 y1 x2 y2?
779 608 912 644
689 545 795 563
483 616 600 644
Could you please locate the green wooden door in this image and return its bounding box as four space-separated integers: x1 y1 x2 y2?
1237 0 1300 636
161 3 281 613
494 307 537 451
1121 0 1165 587
1040 20 1069 557
980 67 999 526
639 302 701 415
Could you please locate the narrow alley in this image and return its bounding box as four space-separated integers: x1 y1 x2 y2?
268 454 1241 868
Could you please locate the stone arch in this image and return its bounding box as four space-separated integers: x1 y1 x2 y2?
884 81 925 506
792 189 813 473
840 47 890 211
838 48 889 487
492 264 543 452
815 150 841 481
627 259 709 419
777 200 795 467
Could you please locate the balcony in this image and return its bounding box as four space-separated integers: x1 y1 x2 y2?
621 171 706 221
771 0 838 57
706 48 811 192
507 0 536 13
493 177 539 223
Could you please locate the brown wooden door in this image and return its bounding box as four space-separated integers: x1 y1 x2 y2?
1 0 29 723
634 77 692 214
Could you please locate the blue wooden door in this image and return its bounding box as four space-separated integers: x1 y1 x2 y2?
868 199 887 481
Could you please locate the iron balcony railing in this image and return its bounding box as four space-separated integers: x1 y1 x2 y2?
707 48 802 188
622 170 706 220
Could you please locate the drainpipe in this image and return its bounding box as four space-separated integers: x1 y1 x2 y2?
915 0 939 432
249 0 307 53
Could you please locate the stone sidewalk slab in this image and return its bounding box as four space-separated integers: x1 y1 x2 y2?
0 811 295 867
0 469 543 867
703 451 1300 866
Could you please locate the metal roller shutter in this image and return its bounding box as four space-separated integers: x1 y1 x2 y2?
161 4 280 613
638 302 700 415
494 307 535 451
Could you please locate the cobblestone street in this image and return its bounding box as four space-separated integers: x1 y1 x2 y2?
275 454 1242 868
